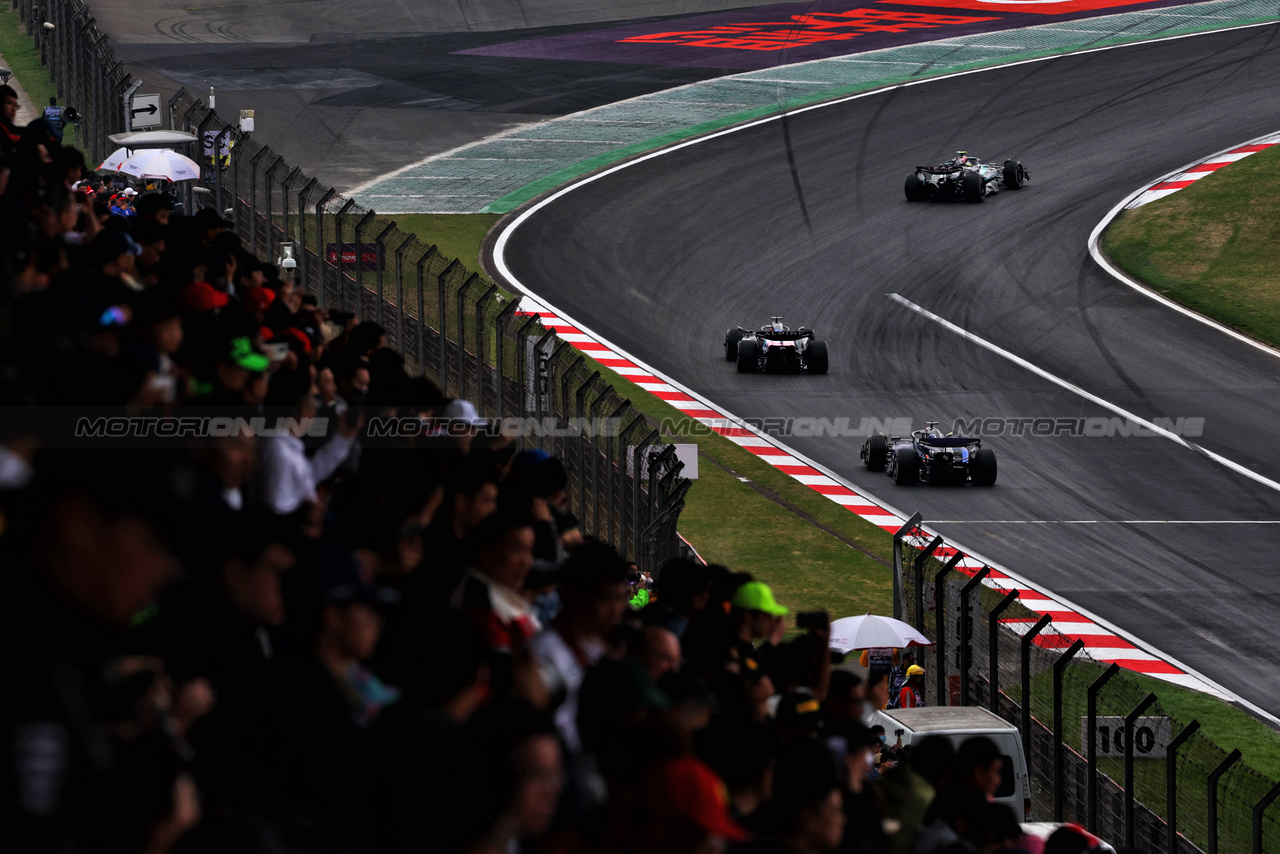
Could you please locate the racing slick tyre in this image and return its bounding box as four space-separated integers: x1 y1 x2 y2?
736 338 758 373
865 435 887 472
805 340 829 375
725 328 745 361
893 448 919 485
905 173 927 202
963 171 984 202
972 448 997 486
1002 159 1027 189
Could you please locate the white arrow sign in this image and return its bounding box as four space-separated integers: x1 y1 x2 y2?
130 93 162 130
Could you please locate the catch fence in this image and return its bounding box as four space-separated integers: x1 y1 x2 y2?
892 514 1280 854
16 0 691 571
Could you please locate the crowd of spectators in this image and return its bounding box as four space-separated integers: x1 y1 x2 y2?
1 90 1121 854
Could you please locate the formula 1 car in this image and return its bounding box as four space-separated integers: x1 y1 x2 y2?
904 151 1029 203
860 421 996 485
725 317 829 374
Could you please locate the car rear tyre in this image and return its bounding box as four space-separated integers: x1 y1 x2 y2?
725 328 745 361
1003 159 1027 189
806 340 829 375
893 448 919 485
963 171 984 202
865 435 887 472
972 448 997 486
905 173 927 202
736 338 758 374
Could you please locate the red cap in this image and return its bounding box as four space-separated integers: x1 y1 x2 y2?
244 286 276 315
650 757 749 842
258 326 275 342
281 327 312 353
181 281 229 312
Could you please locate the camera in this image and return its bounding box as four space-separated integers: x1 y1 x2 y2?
796 610 829 631
895 728 904 737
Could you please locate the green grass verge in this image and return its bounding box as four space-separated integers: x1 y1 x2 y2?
0 7 82 150
395 213 502 274
1102 142 1280 348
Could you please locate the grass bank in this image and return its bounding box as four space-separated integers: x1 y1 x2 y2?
1102 142 1280 347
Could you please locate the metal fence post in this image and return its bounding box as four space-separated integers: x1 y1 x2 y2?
166 87 188 132
313 188 337 306
1252 779 1280 854
246 146 270 248
293 176 317 294
1052 638 1085 821
1086 662 1121 834
543 341 573 455
413 246 437 373
1207 749 1242 854
1123 692 1158 850
474 285 500 411
351 210 376 321
453 273 478 398
392 235 418 354
1020 614 1053 774
261 155 285 260
279 165 301 246
229 132 250 232
601 398 628 541
1167 719 1200 854
987 590 1019 715
913 536 942 631
630 430 660 561
958 566 990 706
574 372 601 523
436 259 461 390
493 299 520 420
211 125 232 222
513 313 542 418
373 223 396 328
933 552 963 704
558 355 583 462
891 513 921 621
615 415 645 551
331 199 356 313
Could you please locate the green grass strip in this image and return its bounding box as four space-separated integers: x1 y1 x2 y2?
1103 140 1280 348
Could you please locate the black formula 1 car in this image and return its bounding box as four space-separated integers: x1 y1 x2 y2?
725 317 829 374
860 421 996 485
905 151 1029 203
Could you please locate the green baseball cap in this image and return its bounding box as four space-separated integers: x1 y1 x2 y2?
732 581 788 616
229 336 270 373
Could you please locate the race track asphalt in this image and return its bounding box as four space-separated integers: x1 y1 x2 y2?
495 24 1280 719
91 0 788 191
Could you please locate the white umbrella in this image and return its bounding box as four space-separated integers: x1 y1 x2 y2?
118 148 202 182
828 613 932 654
98 147 134 173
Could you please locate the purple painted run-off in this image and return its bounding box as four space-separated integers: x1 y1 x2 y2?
456 0 1208 70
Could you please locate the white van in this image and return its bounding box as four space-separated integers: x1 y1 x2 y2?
872 706 1031 821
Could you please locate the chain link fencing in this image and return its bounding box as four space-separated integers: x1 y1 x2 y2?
892 516 1280 854
19 0 692 571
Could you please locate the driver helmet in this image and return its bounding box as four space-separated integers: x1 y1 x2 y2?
771 321 784 333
